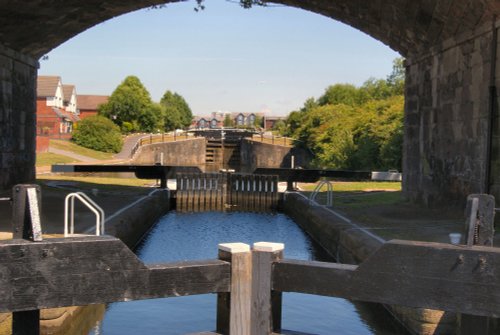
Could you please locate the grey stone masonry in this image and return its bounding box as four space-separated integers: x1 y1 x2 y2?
404 20 500 206
0 44 38 191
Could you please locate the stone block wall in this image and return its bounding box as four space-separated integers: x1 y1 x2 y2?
132 138 206 167
0 44 38 191
239 139 312 173
404 21 499 207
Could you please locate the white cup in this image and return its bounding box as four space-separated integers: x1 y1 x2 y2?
449 233 462 245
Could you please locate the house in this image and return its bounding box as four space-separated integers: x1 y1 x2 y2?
263 116 285 130
77 95 109 120
36 76 79 141
62 84 77 114
191 111 265 129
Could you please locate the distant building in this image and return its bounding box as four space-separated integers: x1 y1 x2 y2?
36 76 79 142
77 95 109 120
263 116 285 130
191 111 263 129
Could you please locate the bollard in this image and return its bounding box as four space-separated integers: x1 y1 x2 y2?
251 242 284 334
217 243 252 335
12 184 43 335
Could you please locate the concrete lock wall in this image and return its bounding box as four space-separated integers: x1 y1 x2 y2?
132 138 206 167
0 44 38 191
239 139 312 173
404 20 500 207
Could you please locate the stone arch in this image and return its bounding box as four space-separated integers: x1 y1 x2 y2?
2 0 500 205
1 1 499 58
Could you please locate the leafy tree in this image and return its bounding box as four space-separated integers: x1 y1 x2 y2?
253 115 263 128
223 114 234 127
72 115 123 153
160 91 193 131
272 119 286 134
285 57 405 171
386 57 405 96
317 84 365 107
99 76 158 133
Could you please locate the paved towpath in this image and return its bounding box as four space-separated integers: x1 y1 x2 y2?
114 134 147 160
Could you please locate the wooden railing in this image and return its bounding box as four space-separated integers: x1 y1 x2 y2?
250 134 296 147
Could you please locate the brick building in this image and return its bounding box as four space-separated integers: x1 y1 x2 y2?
77 95 109 120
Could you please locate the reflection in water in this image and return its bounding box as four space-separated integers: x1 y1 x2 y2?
41 305 106 335
84 212 407 334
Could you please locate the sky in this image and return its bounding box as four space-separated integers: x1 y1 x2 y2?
38 0 400 117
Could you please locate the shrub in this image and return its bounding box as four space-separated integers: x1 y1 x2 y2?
72 116 123 153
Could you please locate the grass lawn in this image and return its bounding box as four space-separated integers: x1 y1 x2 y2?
300 181 401 192
38 175 157 188
299 181 403 209
36 152 80 167
50 139 114 160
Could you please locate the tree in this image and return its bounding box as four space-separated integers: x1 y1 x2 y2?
317 84 365 107
386 57 405 96
160 91 193 131
72 115 123 153
223 114 234 127
99 76 158 132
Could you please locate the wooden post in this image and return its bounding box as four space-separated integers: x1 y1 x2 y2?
11 185 42 335
217 243 252 335
251 242 284 334
460 194 496 335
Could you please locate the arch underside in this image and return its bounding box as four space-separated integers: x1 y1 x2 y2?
0 0 499 58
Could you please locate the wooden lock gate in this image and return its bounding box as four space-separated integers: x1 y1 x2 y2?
176 173 279 213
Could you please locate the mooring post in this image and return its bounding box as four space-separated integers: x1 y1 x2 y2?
459 194 496 335
11 184 43 335
251 242 284 334
217 243 252 335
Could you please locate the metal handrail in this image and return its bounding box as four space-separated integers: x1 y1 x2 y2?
64 192 105 236
309 180 333 206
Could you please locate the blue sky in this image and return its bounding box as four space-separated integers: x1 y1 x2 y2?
39 0 400 116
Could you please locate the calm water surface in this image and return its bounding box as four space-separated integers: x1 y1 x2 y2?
89 211 407 335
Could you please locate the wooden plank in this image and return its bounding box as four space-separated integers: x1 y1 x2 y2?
0 236 230 312
11 185 42 335
217 243 252 335
272 176 278 210
12 309 39 335
193 176 200 213
251 243 284 334
273 239 500 318
461 194 497 334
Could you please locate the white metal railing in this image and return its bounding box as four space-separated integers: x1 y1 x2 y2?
309 180 333 206
64 192 105 236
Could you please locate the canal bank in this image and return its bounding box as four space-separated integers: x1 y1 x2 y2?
283 191 457 335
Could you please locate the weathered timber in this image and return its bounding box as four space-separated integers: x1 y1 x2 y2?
217 243 252 335
12 310 39 335
0 236 230 312
11 184 43 335
460 194 496 334
273 239 500 318
251 243 284 334
176 173 278 213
